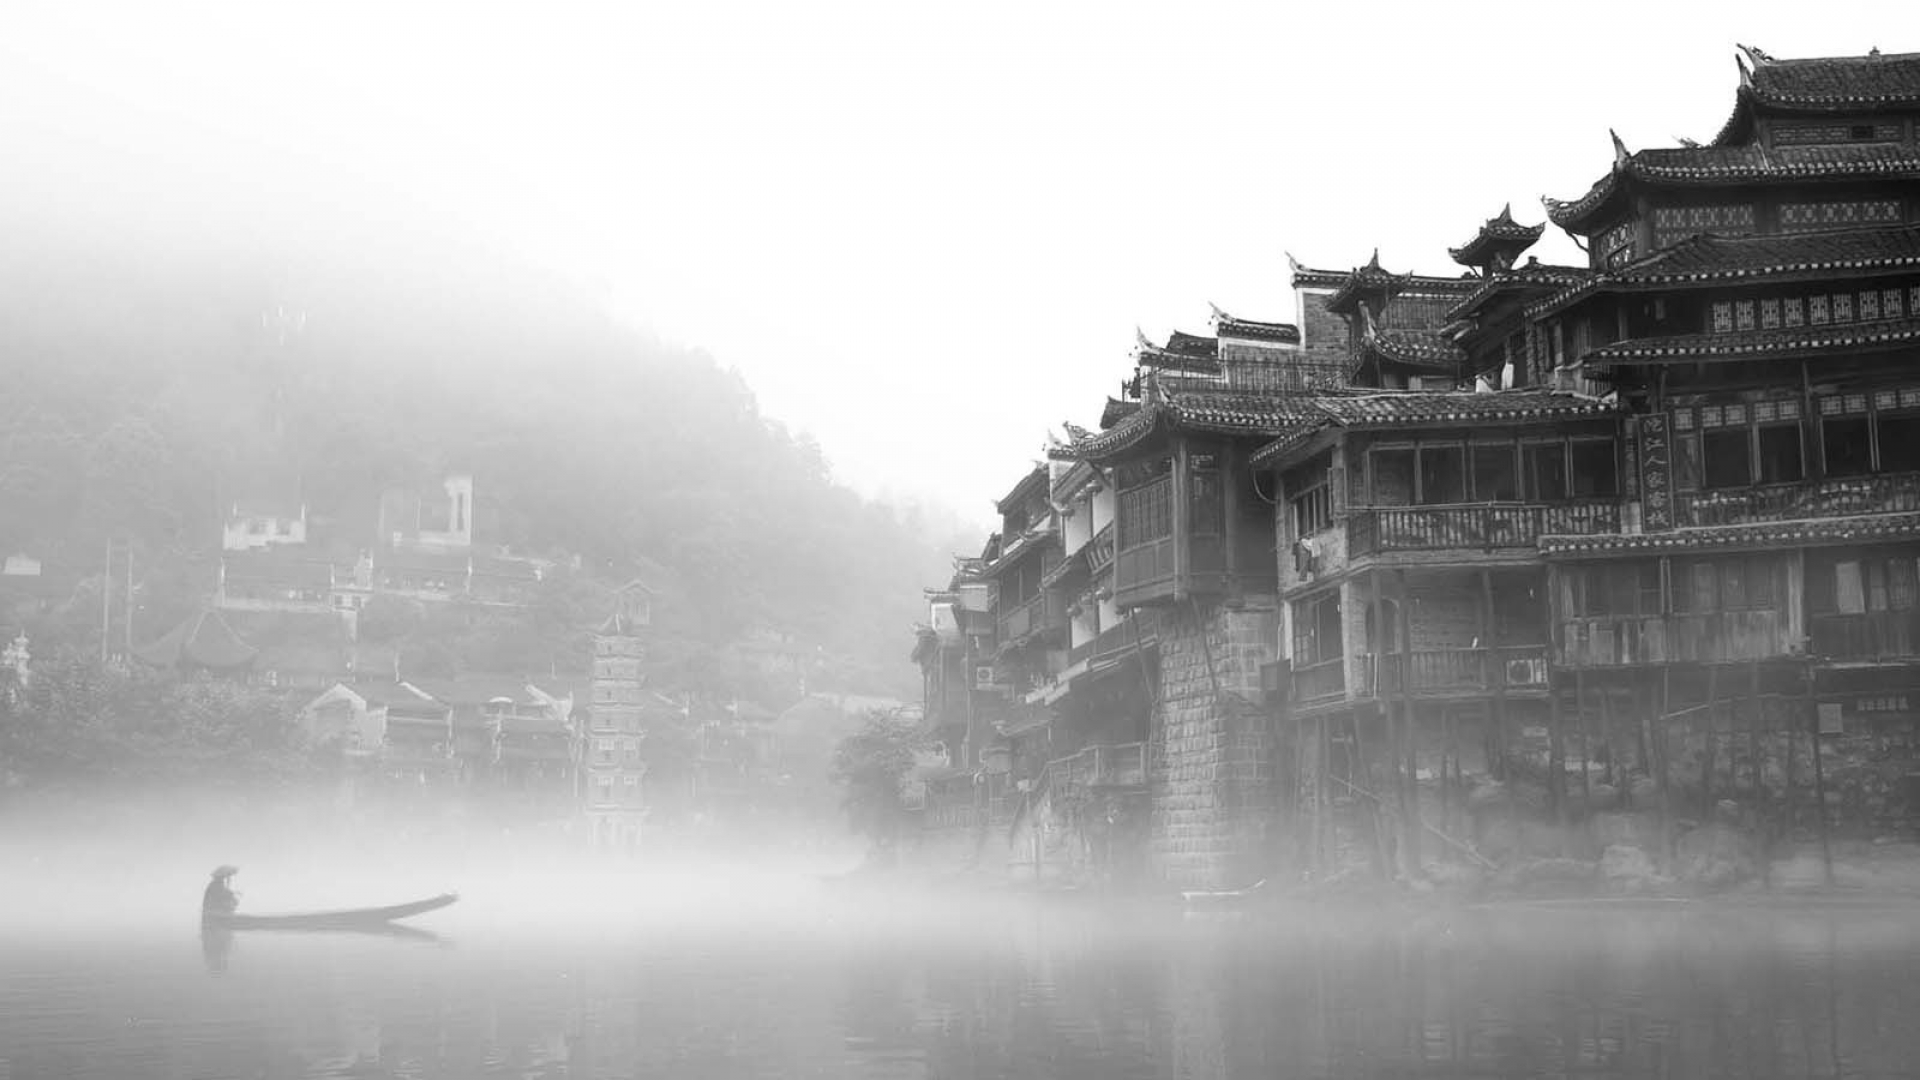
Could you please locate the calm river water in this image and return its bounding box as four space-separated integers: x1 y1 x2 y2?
4 888 1920 1079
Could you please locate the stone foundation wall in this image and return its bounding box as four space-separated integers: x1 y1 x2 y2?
1149 601 1280 889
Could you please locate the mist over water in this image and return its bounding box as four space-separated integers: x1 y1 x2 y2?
10 794 1920 1077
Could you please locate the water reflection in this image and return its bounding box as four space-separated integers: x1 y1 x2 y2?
4 900 1919 1078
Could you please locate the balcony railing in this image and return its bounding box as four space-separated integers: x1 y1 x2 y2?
1046 741 1148 795
1292 657 1346 703
1086 523 1117 577
1558 611 1795 667
1347 503 1618 556
997 592 1066 644
1810 611 1920 661
1677 472 1920 528
1066 611 1162 667
1360 646 1551 696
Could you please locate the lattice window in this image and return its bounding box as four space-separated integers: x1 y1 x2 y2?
1779 399 1801 420
1652 204 1756 249
1723 403 1748 426
1912 286 1920 315
1888 290 1905 319
1711 301 1733 332
1760 298 1781 329
1862 291 1881 321
1876 389 1900 411
1779 199 1903 232
1700 405 1725 428
1904 388 1920 409
1845 392 1869 414
1820 396 1845 416
1811 295 1830 325
1598 219 1637 269
1674 408 1694 430
1835 293 1854 322
1785 297 1805 327
1735 300 1756 331
1753 401 1777 422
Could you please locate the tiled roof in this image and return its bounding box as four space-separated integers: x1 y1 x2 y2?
1325 252 1480 316
1546 141 1920 231
1529 224 1920 318
1210 306 1301 345
1587 314 1920 365
1361 328 1462 372
470 555 541 581
1136 329 1220 373
379 548 470 574
1541 512 1920 557
1447 262 1593 322
1715 47 1920 144
1288 255 1351 291
407 676 543 707
132 608 258 670
221 551 333 589
1051 390 1315 462
1251 389 1620 468
994 466 1049 515
1100 397 1140 429
1449 205 1546 267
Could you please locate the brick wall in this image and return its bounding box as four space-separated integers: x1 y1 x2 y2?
1296 288 1345 355
1149 602 1280 889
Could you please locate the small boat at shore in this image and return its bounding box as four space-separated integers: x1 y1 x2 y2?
204 892 459 931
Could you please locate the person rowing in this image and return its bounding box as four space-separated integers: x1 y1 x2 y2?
203 865 240 917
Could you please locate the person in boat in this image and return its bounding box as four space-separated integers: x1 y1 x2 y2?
203 865 240 917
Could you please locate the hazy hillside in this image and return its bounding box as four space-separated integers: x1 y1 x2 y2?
0 174 974 702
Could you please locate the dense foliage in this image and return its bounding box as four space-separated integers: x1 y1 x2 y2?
829 711 927 862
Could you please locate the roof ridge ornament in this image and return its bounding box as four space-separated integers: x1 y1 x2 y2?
1736 51 1753 89
1208 300 1228 323
1610 128 1631 168
1735 44 1776 67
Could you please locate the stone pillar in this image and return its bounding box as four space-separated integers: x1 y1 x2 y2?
1149 599 1281 889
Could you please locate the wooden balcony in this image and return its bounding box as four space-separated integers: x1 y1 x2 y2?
1067 611 1162 667
997 592 1067 644
1292 657 1346 704
1677 472 1920 528
1558 611 1796 667
1810 611 1920 662
1347 502 1619 557
1359 646 1551 697
1046 741 1148 795
1085 523 1117 577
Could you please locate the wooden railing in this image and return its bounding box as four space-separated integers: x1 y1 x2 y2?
1677 472 1920 528
1347 503 1618 556
1046 741 1148 794
1292 657 1346 703
1067 611 1162 667
997 592 1066 644
1558 611 1795 667
1810 611 1920 661
1360 646 1550 695
1085 523 1117 577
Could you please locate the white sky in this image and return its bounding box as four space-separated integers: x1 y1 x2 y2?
0 0 1899 531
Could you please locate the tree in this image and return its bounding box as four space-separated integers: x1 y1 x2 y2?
829 710 925 864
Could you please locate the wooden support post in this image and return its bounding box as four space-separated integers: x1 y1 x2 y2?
1575 667 1594 817
1599 682 1618 792
1350 709 1388 879
1482 568 1519 845
1395 569 1423 875
1702 662 1721 816
1806 662 1834 887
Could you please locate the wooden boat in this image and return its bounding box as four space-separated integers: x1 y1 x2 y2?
204 892 459 931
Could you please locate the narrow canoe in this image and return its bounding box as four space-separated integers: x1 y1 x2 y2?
205 892 459 930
